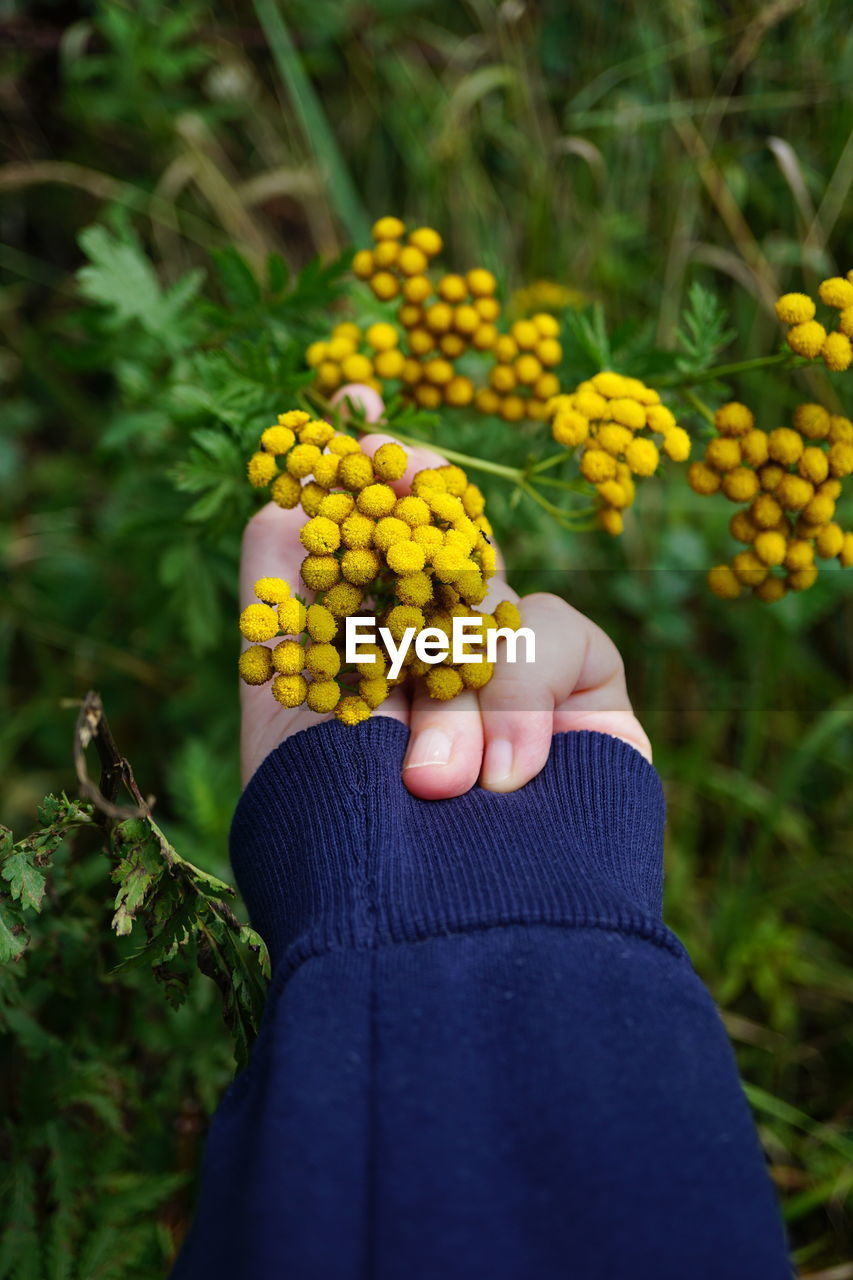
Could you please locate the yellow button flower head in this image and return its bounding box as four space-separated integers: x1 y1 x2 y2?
340 512 376 550
301 555 341 591
272 640 305 675
238 645 273 685
822 332 853 372
338 452 375 490
300 516 341 555
271 473 302 508
261 425 296 455
774 293 816 325
239 603 279 642
341 547 382 586
624 438 660 477
708 565 742 599
253 576 290 605
272 674 308 707
306 603 338 643
373 442 408 481
357 483 397 519
287 443 322 479
323 583 363 617
335 696 372 726
818 277 853 309
714 403 754 437
307 680 341 714
319 493 355 523
373 516 411 551
386 541 427 575
248 452 277 487
787 321 827 359
359 676 390 709
305 642 342 679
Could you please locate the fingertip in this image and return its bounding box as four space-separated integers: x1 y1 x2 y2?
330 383 385 423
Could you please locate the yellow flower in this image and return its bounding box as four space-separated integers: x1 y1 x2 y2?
598 507 624 536
581 450 618 483
839 532 853 567
784 540 814 571
591 371 630 398
758 463 784 491
661 426 691 462
714 402 754 437
248 452 277 487
624 438 659 477
402 273 433 303
494 600 522 630
822 332 853 372
552 408 589 448
261 425 296 455
802 491 835 525
278 598 307 635
338 452 375 490
370 272 399 301
409 227 443 257
467 267 497 296
335 695 372 726
774 292 816 325
395 570 433 606
425 491 465 523
319 493 355 523
608 398 646 431
597 480 630 509
373 516 412 551
301 555 341 592
688 462 721 495
328 433 361 457
462 484 486 518
818 277 853 309
732 550 768 586
272 639 305 675
271 473 302 508
815 522 844 558
574 388 608 418
740 429 769 467
341 547 382 586
787 565 818 592
306 603 338 643
238 645 273 685
253 576 290 605
287 443 322 479
300 515 341 555
357 483 397 519
753 531 787 567
337 512 374 550
751 494 783 528
445 376 475 406
307 679 341 713
828 442 853 477
359 676 390 709
355 643 387 678
323 583 363 617
645 404 677 434
705 438 742 471
721 468 759 502
372 442 408 482
311 455 340 489
754 576 786 603
707 564 742 599
411 524 444 555
375 349 406 379
272 674 308 707
352 250 374 279
239 603 279 642
787 321 827 358
386 541 427 574
300 482 329 517
425 666 464 701
839 306 853 337
305 642 341 679
798 447 829 485
730 510 758 543
385 605 425 640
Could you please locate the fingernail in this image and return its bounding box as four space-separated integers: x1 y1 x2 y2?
404 727 453 770
482 738 513 788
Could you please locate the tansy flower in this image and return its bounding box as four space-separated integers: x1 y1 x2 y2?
425 666 464 701
238 645 273 684
300 516 341 555
253 576 290 604
307 680 341 713
272 674 308 707
271 473 302 508
261 425 296 455
239 603 279 642
248 452 277 487
335 696 372 726
305 642 341 679
787 321 827 358
272 639 305 675
278 599 307 635
774 293 815 325
306 603 337 643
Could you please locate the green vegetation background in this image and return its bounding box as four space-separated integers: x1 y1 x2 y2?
2 1 852 1274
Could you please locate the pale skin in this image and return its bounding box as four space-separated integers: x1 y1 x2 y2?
240 384 652 796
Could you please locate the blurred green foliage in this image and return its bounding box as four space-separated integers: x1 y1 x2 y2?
2 0 852 1273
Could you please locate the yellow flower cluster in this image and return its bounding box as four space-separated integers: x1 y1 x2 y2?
688 402 853 600
775 272 853 372
546 371 691 535
306 215 566 423
240 409 521 723
305 320 392 396
509 279 586 318
475 316 563 423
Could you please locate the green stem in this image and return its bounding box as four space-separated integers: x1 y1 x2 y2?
529 451 568 475
680 387 715 425
365 423 526 482
659 351 806 388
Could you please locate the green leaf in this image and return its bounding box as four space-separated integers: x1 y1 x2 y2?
213 246 262 310
0 900 27 963
1 851 47 913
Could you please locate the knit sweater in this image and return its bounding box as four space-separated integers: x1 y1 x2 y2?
171 719 791 1279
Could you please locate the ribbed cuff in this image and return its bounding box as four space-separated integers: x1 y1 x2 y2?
230 719 679 972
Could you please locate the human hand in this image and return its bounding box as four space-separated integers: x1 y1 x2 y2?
240 385 651 796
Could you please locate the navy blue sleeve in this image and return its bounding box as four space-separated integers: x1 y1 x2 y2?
171 719 791 1280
